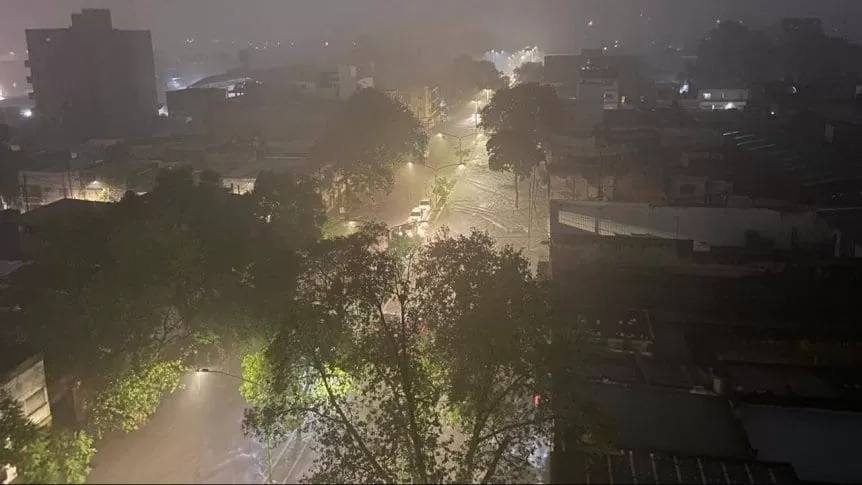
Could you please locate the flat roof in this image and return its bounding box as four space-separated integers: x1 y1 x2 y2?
741 405 862 483
22 198 111 227
0 260 24 278
576 308 654 342
554 449 798 484
721 363 846 401
564 381 751 458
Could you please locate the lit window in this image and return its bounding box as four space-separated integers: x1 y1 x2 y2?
702 92 712 100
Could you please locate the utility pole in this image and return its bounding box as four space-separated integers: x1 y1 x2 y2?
527 166 533 251
21 172 29 212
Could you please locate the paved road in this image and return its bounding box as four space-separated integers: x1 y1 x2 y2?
87 359 313 484
432 132 550 266
352 97 550 268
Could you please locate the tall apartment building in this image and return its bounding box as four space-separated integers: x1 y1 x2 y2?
25 9 157 140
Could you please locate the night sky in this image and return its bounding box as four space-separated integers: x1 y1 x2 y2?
2 0 861 57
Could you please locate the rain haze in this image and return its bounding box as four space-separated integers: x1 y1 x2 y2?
3 1 862 484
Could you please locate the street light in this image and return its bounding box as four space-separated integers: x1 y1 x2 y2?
196 368 274 485
436 132 476 167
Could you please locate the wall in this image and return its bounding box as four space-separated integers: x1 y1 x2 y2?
668 174 708 203
697 88 749 111
18 170 102 210
552 233 688 267
555 201 833 250
2 355 52 426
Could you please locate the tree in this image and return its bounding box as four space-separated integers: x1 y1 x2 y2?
90 359 187 435
431 175 456 207
480 83 562 208
243 227 600 483
313 89 427 212
486 130 544 209
447 56 504 104
9 167 326 433
513 62 544 84
0 390 96 484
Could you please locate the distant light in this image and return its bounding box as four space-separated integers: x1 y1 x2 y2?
679 83 690 95
8 51 14 56
324 41 329 47
20 108 33 118
158 105 169 117
724 102 735 110
588 20 594 27
770 110 776 116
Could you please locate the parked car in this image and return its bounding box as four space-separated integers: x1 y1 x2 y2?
418 199 432 220
408 207 423 224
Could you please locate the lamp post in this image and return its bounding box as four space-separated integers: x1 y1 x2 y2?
196 368 274 485
435 132 476 167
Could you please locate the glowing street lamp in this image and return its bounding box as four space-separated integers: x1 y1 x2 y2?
436 132 476 166
196 368 274 484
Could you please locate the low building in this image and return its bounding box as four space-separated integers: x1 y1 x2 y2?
165 87 226 121
1 352 52 427
189 64 360 101
1 351 52 484
551 200 834 254
551 376 799 484
740 405 862 483
1 259 53 483
696 88 750 111
18 159 162 210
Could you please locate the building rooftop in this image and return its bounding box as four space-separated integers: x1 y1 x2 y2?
554 449 798 484
566 381 752 458
551 199 833 252
575 308 654 343
21 198 111 227
740 405 862 483
719 363 862 404
0 261 24 279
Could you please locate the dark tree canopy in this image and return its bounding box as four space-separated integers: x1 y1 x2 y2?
313 88 427 210
514 62 545 84
479 83 562 208
242 227 602 483
9 167 326 435
446 56 505 102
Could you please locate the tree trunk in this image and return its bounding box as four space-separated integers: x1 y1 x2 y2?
514 171 519 209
